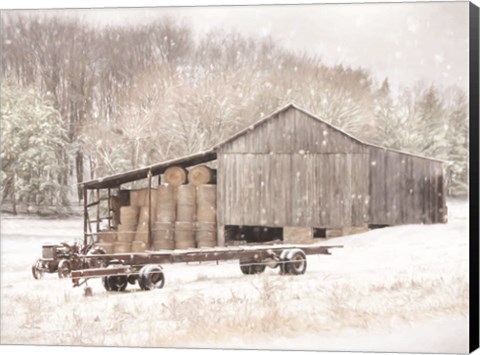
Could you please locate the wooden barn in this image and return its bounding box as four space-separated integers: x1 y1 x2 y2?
82 103 447 250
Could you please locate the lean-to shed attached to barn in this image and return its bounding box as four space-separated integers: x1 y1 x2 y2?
82 103 447 248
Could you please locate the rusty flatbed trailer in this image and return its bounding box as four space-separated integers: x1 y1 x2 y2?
71 243 342 293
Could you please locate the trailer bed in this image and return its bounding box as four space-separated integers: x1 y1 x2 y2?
72 243 343 293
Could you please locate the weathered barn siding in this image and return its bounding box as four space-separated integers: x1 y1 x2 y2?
220 108 367 154
368 148 446 225
217 107 370 230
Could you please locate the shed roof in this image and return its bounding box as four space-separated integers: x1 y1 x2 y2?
81 150 216 189
82 103 443 190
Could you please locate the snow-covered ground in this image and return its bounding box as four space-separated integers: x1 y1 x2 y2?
0 200 469 353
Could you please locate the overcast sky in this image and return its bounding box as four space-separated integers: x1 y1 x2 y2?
5 1 471 93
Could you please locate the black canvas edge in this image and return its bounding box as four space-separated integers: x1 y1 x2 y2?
470 1 480 353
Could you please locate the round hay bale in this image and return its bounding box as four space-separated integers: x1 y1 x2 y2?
195 222 217 246
138 206 152 224
196 205 216 223
196 184 216 204
177 185 196 221
174 221 194 242
135 222 149 243
113 241 131 253
129 190 141 207
196 240 216 248
117 224 136 242
152 240 175 251
131 240 147 252
156 185 176 222
164 166 187 187
196 185 216 222
95 242 114 254
175 240 196 249
97 230 117 243
153 222 174 242
120 206 139 225
188 165 215 185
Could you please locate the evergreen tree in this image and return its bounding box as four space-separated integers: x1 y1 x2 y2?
1 84 70 213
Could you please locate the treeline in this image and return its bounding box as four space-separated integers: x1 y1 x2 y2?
0 14 468 213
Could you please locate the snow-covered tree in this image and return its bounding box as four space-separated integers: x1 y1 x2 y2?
1 84 70 213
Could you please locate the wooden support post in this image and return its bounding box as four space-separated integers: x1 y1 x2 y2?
217 224 225 247
96 188 100 233
83 187 88 251
107 188 111 229
148 170 153 249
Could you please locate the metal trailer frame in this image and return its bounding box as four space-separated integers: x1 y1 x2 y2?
71 244 342 293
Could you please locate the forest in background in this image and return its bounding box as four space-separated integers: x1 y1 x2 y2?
0 14 469 214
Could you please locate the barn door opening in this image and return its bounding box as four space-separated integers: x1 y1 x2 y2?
224 225 283 245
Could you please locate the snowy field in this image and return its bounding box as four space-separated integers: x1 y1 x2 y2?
0 200 469 353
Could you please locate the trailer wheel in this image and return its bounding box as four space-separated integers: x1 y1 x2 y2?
239 259 266 275
138 264 165 291
104 274 128 292
32 259 44 280
281 249 307 275
57 259 71 278
102 262 128 292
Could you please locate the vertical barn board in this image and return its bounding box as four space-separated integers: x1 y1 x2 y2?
405 157 415 224
420 160 427 223
314 154 325 226
325 154 334 227
332 154 343 228
385 151 394 225
437 164 446 223
369 148 387 225
293 154 309 226
345 154 354 226
269 155 280 226
306 154 316 226
216 154 224 227
283 154 292 226
259 155 268 225
238 154 246 226
291 155 299 226
350 153 369 226
246 154 256 226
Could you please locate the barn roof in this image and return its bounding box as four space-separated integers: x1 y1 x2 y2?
82 103 442 189
214 103 444 163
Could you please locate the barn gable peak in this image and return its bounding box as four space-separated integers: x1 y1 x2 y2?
214 102 367 154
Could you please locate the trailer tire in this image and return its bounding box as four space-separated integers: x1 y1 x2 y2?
102 261 128 292
138 264 165 291
282 249 307 275
32 259 44 280
239 259 266 275
104 274 128 292
57 259 71 278
278 250 290 275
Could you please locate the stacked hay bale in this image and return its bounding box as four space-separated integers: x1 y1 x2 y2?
195 184 217 248
152 185 176 250
95 229 117 253
98 164 218 253
131 188 158 252
174 185 196 249
115 206 139 253
152 165 218 250
189 165 217 248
